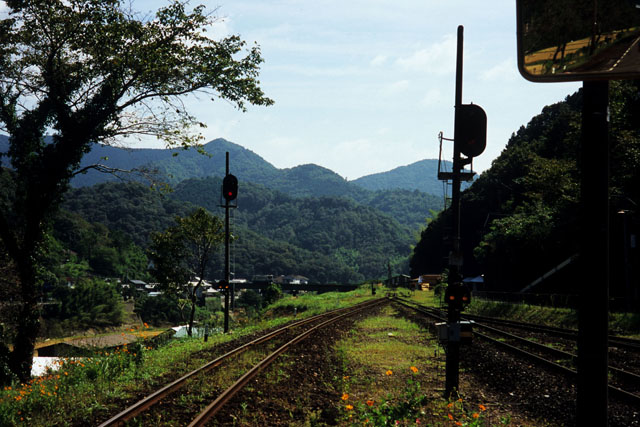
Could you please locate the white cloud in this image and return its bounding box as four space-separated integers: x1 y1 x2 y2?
267 63 362 78
382 80 410 95
395 34 456 74
205 15 233 41
420 88 444 107
481 58 519 81
370 54 387 67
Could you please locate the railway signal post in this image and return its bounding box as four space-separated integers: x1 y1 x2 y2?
441 25 486 397
221 152 238 333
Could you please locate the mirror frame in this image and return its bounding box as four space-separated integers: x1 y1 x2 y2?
516 0 640 82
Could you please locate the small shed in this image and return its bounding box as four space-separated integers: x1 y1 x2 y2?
416 274 442 291
463 275 484 292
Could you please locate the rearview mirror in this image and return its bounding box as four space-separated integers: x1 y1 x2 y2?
517 0 640 82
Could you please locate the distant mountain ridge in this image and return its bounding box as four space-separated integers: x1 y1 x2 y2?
0 134 450 199
353 159 473 195
353 159 444 195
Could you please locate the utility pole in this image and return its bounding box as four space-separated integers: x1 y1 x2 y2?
576 80 609 427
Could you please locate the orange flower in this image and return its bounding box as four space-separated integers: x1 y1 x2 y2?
345 404 354 410
455 422 462 426
479 404 486 411
366 400 374 407
448 413 454 420
385 370 393 376
447 402 454 408
341 393 349 401
472 413 480 419
410 366 418 373
144 323 149 328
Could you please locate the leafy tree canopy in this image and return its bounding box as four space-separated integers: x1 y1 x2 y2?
0 0 271 383
148 208 224 336
411 81 640 297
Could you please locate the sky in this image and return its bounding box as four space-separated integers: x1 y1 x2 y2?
2 1 583 180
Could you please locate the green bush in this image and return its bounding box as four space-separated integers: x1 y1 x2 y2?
44 279 124 330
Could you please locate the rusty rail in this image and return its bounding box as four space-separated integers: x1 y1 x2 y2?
99 297 386 426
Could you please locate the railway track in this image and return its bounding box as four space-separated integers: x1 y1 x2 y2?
98 297 387 426
393 297 640 407
459 311 640 351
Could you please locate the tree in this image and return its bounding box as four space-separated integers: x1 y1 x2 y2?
263 283 283 306
148 208 224 337
0 0 272 383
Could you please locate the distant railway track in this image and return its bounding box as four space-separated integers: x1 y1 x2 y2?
98 297 387 426
393 297 640 407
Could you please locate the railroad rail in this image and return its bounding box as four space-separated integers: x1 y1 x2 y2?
459 312 640 351
393 297 640 407
99 297 387 426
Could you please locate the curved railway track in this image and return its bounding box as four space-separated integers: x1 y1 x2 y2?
393 297 640 407
98 297 387 426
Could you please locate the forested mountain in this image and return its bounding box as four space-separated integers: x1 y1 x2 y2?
0 135 447 199
353 159 470 196
62 179 414 282
2 132 441 282
1 134 442 229
74 138 280 187
410 81 640 299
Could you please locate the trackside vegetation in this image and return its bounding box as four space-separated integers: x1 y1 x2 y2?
0 287 376 425
2 287 638 425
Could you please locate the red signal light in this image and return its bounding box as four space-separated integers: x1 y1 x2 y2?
222 174 238 201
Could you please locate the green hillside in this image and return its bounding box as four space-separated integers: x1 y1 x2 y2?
352 158 473 197
62 180 414 282
410 80 640 301
69 138 280 187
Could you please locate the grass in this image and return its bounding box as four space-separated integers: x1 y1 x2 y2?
8 286 614 425
0 287 377 426
332 304 513 426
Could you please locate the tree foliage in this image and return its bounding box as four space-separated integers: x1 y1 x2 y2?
411 81 640 298
0 0 271 383
61 178 415 283
148 208 224 336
